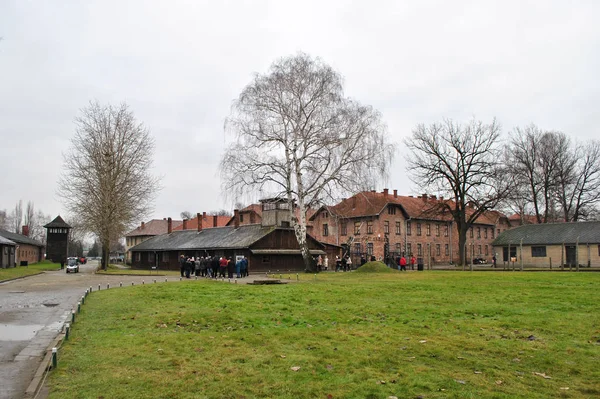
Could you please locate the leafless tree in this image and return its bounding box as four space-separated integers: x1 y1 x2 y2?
0 210 8 230
11 200 23 234
31 210 51 244
221 53 394 272
405 118 508 267
208 209 232 217
180 211 193 220
24 201 34 231
58 101 160 270
556 140 600 221
505 126 599 223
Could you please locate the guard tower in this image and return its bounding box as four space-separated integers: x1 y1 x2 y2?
44 216 72 264
260 198 295 227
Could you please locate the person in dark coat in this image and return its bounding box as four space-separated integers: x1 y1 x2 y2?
227 257 235 279
179 255 186 277
241 256 248 277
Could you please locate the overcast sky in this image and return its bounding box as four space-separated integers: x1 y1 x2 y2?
1 0 599 224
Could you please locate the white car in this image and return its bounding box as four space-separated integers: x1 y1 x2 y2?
66 257 79 273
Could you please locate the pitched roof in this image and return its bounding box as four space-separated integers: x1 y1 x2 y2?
125 219 183 237
492 221 600 246
129 224 276 251
43 215 72 229
0 235 16 246
314 191 500 225
172 215 232 231
0 229 44 247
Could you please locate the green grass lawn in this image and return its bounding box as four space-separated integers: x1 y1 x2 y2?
0 260 61 281
49 268 600 399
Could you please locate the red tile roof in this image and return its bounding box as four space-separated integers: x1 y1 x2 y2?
315 191 503 225
172 214 232 231
126 219 183 237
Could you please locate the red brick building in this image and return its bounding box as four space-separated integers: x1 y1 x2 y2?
309 189 511 266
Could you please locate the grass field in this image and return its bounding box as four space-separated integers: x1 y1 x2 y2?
48 266 600 398
0 260 61 281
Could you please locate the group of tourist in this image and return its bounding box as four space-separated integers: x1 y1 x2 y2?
179 255 249 279
397 255 417 271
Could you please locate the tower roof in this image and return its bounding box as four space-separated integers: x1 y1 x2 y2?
44 215 72 229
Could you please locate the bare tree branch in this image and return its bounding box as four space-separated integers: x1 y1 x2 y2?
220 53 395 271
405 118 507 266
58 101 161 270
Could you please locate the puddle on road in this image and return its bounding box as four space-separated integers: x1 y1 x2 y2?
0 324 44 341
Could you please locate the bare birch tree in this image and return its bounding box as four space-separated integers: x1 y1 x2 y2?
220 53 395 272
405 118 508 266
0 210 7 230
58 101 160 270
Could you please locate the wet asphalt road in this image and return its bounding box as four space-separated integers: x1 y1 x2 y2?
0 260 154 399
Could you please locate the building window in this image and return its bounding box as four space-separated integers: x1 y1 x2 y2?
367 221 373 234
367 243 373 255
148 253 155 263
395 243 401 254
416 223 422 236
417 244 422 256
436 244 441 256
262 256 271 263
388 206 396 215
240 214 244 223
426 224 431 236
485 245 489 256
323 211 329 218
354 243 361 255
135 253 141 262
491 228 495 239
497 228 500 236
469 227 474 238
281 221 290 227
163 252 169 262
341 221 347 236
478 245 482 255
531 246 547 257
354 222 361 235
477 227 481 239
444 225 449 237
406 221 412 236
395 221 401 235
445 244 449 256
484 228 488 239
407 243 412 256
384 221 389 234
436 224 440 237
323 223 329 237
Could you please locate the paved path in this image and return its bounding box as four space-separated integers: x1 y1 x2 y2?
0 261 277 399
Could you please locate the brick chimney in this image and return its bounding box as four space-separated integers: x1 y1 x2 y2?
213 215 218 227
439 195 444 201
197 212 202 232
203 211 207 219
167 217 172 234
393 189 398 198
22 225 29 237
182 219 188 230
383 188 389 197
141 221 145 229
234 209 240 228
421 193 428 202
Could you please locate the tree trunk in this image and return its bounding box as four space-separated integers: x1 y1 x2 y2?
101 243 109 270
457 227 468 268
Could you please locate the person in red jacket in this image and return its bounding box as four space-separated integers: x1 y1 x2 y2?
410 256 416 270
399 256 407 271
